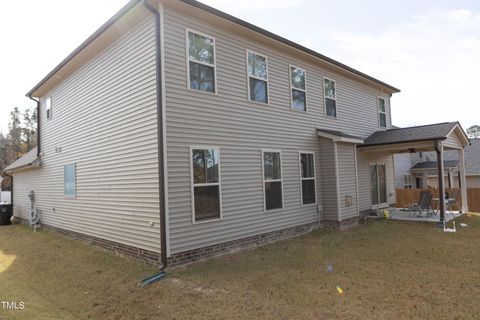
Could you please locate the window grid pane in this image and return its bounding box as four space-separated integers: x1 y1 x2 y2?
301 154 314 178
326 98 337 117
249 78 268 103
292 89 306 111
290 67 305 90
64 164 76 198
324 79 336 99
188 31 214 65
194 185 220 221
248 52 267 80
189 62 215 93
263 152 281 180
378 98 386 112
302 179 316 205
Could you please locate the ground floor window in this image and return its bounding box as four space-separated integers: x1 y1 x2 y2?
191 148 221 222
262 150 283 211
300 152 316 205
64 163 76 198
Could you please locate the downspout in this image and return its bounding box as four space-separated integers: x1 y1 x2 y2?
27 95 41 157
142 0 168 273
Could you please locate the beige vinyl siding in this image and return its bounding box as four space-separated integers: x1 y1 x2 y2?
337 143 358 219
444 130 464 150
13 16 161 253
318 138 338 221
357 151 396 211
164 4 393 254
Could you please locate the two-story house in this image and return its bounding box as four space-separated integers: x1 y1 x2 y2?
4 0 470 267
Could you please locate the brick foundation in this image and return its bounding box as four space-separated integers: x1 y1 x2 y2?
15 216 359 267
15 217 160 265
167 222 320 267
322 216 360 231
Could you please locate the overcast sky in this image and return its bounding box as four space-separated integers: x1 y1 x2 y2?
1 0 479 134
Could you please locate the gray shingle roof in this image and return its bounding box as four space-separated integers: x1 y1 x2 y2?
3 147 39 172
411 160 459 171
361 122 458 147
465 138 480 175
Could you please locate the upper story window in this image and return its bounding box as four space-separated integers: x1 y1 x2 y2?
378 97 387 127
323 78 337 117
290 66 306 111
262 150 283 211
247 50 268 104
64 163 76 198
187 30 216 93
191 148 221 222
46 97 52 119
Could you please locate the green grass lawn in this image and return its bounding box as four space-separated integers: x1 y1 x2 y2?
1 215 480 320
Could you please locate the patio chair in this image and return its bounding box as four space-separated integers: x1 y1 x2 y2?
408 191 434 217
446 189 461 214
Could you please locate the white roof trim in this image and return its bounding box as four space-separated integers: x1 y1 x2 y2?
316 131 364 144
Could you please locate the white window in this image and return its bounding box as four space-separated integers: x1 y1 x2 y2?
300 152 316 205
262 150 283 211
323 77 337 117
404 174 412 189
290 66 306 111
191 147 221 222
247 50 268 103
378 97 386 127
64 164 76 198
187 30 216 93
46 97 52 119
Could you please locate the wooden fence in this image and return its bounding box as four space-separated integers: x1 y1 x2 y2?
396 188 480 213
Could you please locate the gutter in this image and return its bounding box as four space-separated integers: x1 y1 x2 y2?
28 95 41 156
142 0 168 272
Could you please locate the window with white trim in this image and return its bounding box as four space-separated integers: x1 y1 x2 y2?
300 153 316 205
404 174 412 189
324 78 337 117
187 30 216 93
262 150 283 211
290 66 306 111
46 97 52 119
378 97 387 127
191 148 221 221
247 50 268 103
64 163 76 198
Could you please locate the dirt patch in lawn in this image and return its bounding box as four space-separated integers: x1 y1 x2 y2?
1 215 480 319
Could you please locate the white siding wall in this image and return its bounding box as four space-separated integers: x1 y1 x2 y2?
318 138 338 221
164 5 393 254
13 17 161 253
337 143 358 219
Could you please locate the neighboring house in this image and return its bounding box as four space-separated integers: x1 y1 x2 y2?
3 0 470 267
395 138 480 189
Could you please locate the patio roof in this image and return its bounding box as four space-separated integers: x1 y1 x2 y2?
358 122 470 153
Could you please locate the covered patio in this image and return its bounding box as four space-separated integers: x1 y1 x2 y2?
359 122 471 223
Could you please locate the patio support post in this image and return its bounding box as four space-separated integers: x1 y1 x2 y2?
435 141 446 222
448 171 453 189
458 149 469 213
